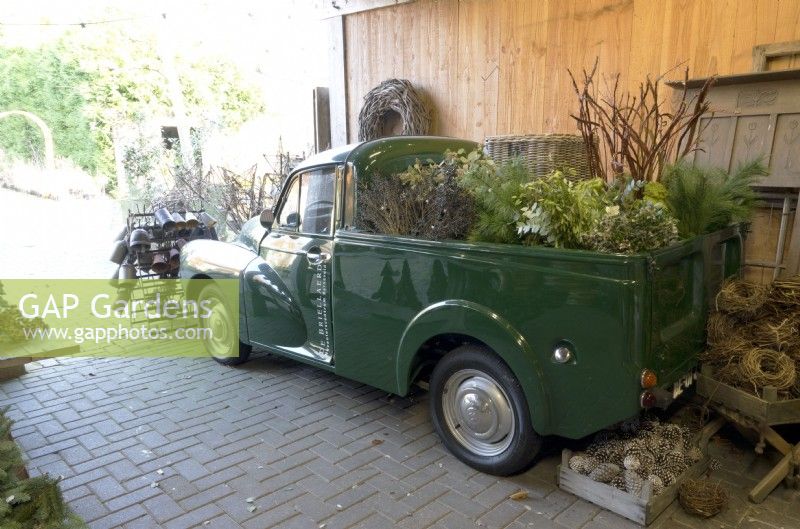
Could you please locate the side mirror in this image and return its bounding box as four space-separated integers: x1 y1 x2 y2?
284 212 300 228
260 209 275 229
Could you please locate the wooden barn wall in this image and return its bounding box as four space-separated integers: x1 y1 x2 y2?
343 0 800 143
343 0 800 281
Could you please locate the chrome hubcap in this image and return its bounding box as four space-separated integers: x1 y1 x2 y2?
442 369 515 457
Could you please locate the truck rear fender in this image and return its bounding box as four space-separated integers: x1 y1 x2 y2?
396 300 551 434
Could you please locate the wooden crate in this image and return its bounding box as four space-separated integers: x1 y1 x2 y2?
697 365 800 426
557 449 709 526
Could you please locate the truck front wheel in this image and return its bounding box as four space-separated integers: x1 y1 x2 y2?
429 345 541 475
197 283 252 366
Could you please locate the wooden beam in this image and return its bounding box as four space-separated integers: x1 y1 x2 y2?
328 16 348 147
315 0 414 19
748 442 800 503
784 189 800 277
313 87 331 153
752 40 800 72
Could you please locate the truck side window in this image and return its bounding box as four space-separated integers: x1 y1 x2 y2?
298 167 336 235
278 177 300 229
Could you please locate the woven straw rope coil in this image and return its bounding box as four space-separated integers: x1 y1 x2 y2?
483 134 592 181
358 79 432 142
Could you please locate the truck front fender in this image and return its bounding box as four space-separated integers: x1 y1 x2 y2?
396 300 552 435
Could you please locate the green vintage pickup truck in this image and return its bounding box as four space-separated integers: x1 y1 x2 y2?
180 136 743 475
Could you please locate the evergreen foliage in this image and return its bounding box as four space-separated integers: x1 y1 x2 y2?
583 201 679 254
515 174 607 248
457 156 529 244
458 151 681 254
662 160 766 237
0 410 86 529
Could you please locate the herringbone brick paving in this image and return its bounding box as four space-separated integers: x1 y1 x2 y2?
1 353 798 528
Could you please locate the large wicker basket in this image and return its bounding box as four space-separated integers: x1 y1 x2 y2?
483 134 591 181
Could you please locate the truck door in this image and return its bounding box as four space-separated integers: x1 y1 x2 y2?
244 166 337 363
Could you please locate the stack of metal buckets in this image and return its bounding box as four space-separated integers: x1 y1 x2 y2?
109 207 218 296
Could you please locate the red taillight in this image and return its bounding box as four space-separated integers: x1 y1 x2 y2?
640 391 657 408
640 369 658 389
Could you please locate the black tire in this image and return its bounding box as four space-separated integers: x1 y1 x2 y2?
429 345 541 475
197 283 252 366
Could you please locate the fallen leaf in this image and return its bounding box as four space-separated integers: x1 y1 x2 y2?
371 439 384 446
336 504 343 510
248 505 257 513
156 469 164 475
150 482 158 488
509 490 528 501
245 497 255 503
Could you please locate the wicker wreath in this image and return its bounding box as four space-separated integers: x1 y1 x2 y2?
357 79 432 142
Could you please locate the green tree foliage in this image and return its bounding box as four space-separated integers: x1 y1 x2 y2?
0 45 100 173
662 160 766 237
0 25 264 186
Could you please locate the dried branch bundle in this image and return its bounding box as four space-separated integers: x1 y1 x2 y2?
703 278 800 399
569 60 714 182
162 150 295 234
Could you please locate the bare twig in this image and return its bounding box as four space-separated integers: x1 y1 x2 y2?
569 60 715 182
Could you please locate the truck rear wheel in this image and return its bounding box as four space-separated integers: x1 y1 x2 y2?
197 283 251 366
429 345 540 475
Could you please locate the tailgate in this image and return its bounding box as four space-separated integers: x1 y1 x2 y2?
647 226 743 383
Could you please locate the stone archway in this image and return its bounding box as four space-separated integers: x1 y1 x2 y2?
0 110 55 170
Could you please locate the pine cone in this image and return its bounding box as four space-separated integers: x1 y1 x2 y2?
588 463 621 483
587 439 624 465
568 454 588 474
568 454 598 475
646 474 664 496
623 454 641 472
624 469 644 496
659 469 678 486
686 446 703 463
610 474 626 491
620 416 641 435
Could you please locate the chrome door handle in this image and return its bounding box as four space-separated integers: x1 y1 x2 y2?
306 247 331 265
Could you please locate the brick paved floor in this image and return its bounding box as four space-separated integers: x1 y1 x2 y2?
1 352 798 529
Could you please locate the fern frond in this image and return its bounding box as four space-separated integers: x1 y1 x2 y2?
663 159 766 237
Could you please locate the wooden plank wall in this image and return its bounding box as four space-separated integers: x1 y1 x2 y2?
344 0 800 282
343 0 800 143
